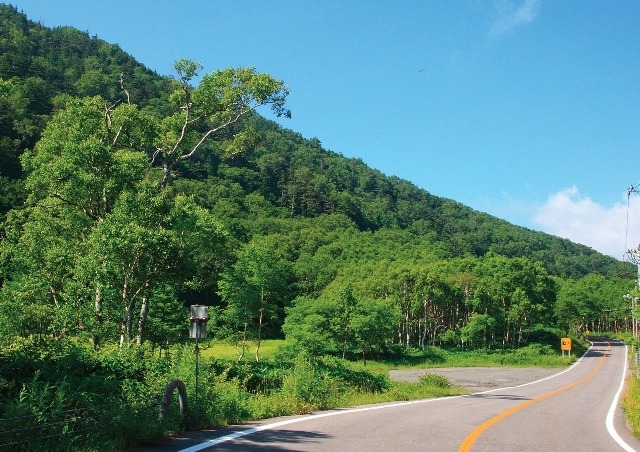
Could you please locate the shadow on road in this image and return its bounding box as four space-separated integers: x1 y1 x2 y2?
208 428 331 451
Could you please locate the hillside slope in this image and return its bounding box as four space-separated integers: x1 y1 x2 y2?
0 4 629 279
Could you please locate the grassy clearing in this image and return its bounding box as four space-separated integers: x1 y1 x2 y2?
199 339 580 368
198 339 284 360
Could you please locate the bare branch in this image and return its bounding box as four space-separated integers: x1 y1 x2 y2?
120 73 131 105
150 148 161 166
176 105 254 162
51 192 101 221
104 100 125 146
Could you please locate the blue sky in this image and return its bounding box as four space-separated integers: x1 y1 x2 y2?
8 1 640 258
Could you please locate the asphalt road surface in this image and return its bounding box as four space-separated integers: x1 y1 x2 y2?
138 339 640 451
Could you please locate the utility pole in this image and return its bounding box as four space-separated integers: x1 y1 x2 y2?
625 184 640 340
625 248 640 340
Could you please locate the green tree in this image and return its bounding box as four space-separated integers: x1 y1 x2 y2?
0 96 150 339
79 185 181 347
155 60 290 188
351 298 398 365
331 287 358 359
282 295 335 355
461 313 496 349
0 203 89 337
219 236 292 361
472 254 555 347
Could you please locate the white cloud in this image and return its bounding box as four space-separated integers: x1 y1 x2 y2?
490 0 541 38
533 186 640 259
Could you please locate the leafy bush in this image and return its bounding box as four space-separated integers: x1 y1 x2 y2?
523 324 562 347
0 338 165 450
317 355 389 393
200 375 251 426
418 373 450 388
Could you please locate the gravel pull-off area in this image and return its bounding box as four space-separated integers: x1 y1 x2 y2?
389 367 564 393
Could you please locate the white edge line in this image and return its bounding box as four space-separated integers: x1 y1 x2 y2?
178 396 452 451
605 342 635 452
178 342 596 452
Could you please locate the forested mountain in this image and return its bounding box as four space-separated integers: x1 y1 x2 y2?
0 4 634 353
176 114 629 278
0 4 625 278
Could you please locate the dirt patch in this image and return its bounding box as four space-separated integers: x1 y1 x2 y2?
389 367 564 393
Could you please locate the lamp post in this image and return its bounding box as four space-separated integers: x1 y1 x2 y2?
189 305 208 429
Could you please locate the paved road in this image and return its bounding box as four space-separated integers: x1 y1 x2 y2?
389 366 565 393
139 339 640 451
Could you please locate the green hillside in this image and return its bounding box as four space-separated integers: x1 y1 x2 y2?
0 5 626 276
0 3 634 353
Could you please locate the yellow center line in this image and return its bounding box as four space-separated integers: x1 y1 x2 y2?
458 342 610 452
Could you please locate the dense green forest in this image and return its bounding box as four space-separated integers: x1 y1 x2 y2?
2 4 639 448
0 3 636 352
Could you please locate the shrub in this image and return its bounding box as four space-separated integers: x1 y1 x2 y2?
523 324 562 347
317 355 389 393
0 338 164 451
201 375 252 426
418 373 450 388
280 356 338 413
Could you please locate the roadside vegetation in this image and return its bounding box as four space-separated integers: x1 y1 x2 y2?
0 335 580 451
623 341 640 438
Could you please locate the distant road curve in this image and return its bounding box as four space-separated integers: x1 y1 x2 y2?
137 339 639 451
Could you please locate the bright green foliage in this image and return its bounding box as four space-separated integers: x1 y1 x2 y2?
156 60 290 188
20 96 151 218
555 274 633 337
1 96 155 342
461 313 496 349
350 297 400 364
219 235 293 361
0 203 90 336
471 254 556 347
284 287 399 363
282 296 335 356
81 185 181 346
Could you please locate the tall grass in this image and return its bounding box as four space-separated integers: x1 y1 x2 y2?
622 345 640 438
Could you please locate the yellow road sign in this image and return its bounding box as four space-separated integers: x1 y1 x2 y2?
561 337 572 351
